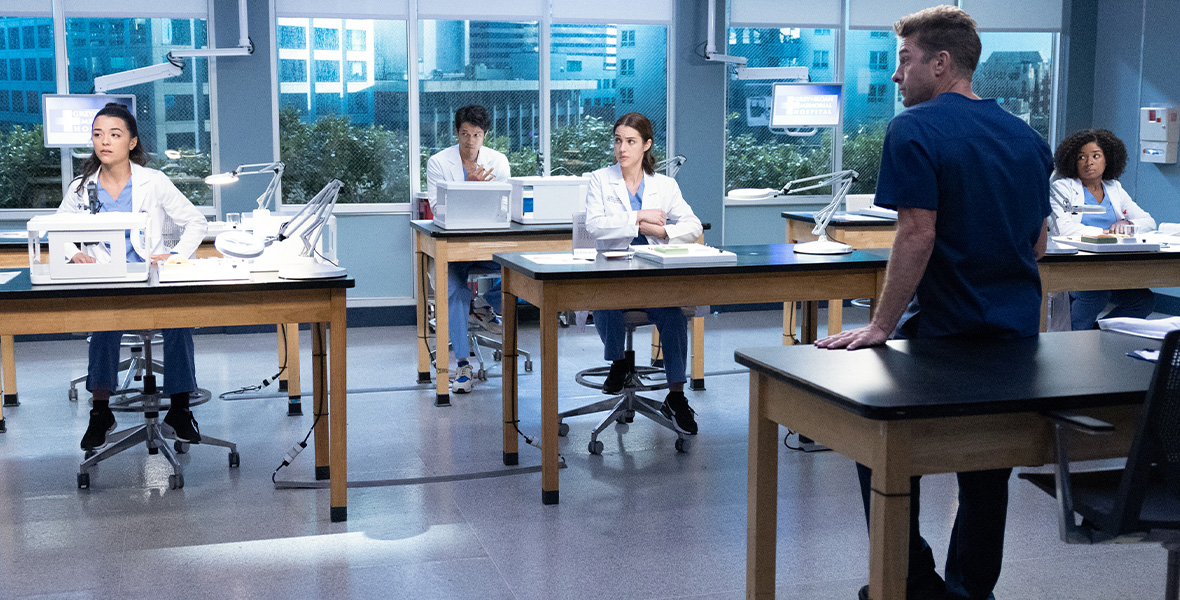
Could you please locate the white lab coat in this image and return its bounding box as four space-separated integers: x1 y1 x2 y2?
1050 177 1155 237
424 144 512 212
584 164 702 245
57 163 208 260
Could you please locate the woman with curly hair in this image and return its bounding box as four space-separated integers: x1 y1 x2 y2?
1051 128 1155 329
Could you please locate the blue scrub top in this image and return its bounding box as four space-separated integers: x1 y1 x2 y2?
96 178 142 263
628 179 647 246
1079 184 1118 230
874 93 1053 339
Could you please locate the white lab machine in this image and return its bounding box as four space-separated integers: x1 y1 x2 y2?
26 212 151 284
1140 106 1179 164
432 181 511 230
508 176 588 224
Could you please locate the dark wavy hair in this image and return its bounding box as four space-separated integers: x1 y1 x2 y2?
70 102 148 194
454 104 491 133
1053 128 1128 181
613 112 656 175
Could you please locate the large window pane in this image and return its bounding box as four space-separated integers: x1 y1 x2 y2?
976 32 1055 140
549 23 667 176
725 27 834 193
842 29 899 194
0 16 61 209
66 18 212 206
278 18 409 204
420 19 541 186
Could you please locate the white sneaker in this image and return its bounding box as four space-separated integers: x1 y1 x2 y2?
452 362 475 394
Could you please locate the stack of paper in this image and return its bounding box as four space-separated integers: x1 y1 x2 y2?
632 244 737 265
1098 316 1180 340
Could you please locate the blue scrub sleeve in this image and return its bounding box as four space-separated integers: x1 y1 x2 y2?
874 117 939 212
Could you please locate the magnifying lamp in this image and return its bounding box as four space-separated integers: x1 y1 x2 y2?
657 155 687 177
213 179 346 279
781 169 859 255
204 161 285 211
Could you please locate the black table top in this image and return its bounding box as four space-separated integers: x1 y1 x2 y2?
410 219 573 237
736 330 1160 420
0 268 354 300
493 244 891 281
782 211 898 225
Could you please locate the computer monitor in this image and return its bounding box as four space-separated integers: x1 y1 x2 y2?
41 94 136 148
769 83 842 129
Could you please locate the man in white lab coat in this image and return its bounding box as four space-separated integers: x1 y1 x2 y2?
424 105 511 394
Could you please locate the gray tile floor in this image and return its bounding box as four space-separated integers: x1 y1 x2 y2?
0 308 1167 599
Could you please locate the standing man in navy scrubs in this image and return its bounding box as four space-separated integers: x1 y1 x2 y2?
816 6 1053 600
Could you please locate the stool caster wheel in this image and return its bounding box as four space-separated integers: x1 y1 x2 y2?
588 440 604 455
493 350 502 361
675 438 690 453
623 409 635 423
68 388 78 402
77 472 90 489
174 441 189 454
477 368 488 381
558 422 569 437
525 360 533 373
169 473 184 490
229 451 240 468
148 445 159 455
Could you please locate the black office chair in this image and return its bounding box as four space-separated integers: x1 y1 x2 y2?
557 308 693 454
77 333 238 490
1019 329 1180 599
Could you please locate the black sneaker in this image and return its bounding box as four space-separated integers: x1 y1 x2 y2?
660 391 698 435
81 409 117 450
601 359 629 394
858 579 947 600
164 409 201 444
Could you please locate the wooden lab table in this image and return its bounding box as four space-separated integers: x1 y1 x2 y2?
494 244 888 504
411 220 572 406
738 330 1156 599
0 268 354 522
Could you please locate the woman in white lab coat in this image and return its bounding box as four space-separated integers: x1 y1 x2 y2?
1051 128 1156 329
58 103 207 451
423 105 512 394
584 112 703 435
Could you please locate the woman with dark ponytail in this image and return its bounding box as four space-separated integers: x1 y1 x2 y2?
57 103 208 451
582 112 703 436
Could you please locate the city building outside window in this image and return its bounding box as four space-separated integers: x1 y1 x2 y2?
65 17 213 206
549 23 667 176
277 17 407 204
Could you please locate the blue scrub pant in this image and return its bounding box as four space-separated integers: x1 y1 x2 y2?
1069 288 1154 330
87 329 198 396
447 260 500 361
593 307 687 385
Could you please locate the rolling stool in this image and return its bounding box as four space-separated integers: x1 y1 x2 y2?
68 332 165 403
425 300 533 382
77 332 238 490
557 309 691 455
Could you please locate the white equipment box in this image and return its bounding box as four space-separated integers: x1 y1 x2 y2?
508 176 588 224
1140 106 1179 164
432 181 511 230
26 212 150 284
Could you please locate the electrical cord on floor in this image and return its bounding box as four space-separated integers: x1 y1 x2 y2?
783 429 831 453
219 324 289 399
272 387 325 484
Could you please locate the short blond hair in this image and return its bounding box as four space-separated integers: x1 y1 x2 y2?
894 5 981 76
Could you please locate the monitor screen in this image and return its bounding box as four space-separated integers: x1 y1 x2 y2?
770 83 842 128
41 94 136 148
